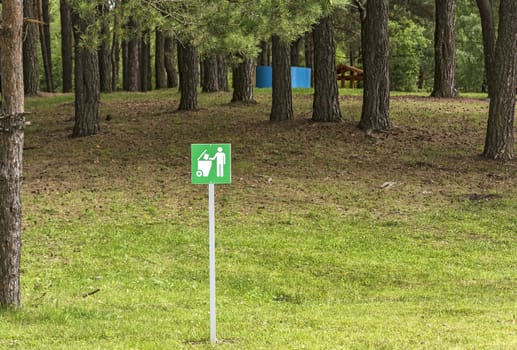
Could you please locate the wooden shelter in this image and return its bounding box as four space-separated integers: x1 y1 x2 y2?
336 64 363 89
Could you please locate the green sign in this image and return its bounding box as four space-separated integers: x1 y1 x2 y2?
191 144 231 184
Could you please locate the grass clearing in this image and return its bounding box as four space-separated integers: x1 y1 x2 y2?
1 88 516 349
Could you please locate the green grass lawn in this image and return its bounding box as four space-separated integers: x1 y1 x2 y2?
1 89 516 349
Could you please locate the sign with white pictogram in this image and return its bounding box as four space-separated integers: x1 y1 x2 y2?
190 143 231 344
191 144 231 184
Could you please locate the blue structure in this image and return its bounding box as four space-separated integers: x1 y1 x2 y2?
256 66 311 88
290 67 311 88
256 66 273 88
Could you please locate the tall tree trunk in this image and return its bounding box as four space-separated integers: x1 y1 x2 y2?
304 31 314 69
431 0 457 97
217 55 229 92
139 31 152 92
23 0 39 95
476 0 497 97
38 0 54 92
482 0 517 160
60 0 73 93
202 54 219 92
359 0 391 131
355 0 366 54
155 29 167 89
290 37 301 67
258 40 270 66
164 34 178 88
97 4 112 93
199 59 205 91
72 12 100 137
122 41 128 89
312 15 342 122
304 31 314 87
231 57 255 103
349 43 356 66
270 35 293 122
0 0 25 308
123 17 139 92
177 41 198 111
111 6 120 91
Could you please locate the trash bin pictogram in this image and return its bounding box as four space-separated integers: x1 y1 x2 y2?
196 150 213 177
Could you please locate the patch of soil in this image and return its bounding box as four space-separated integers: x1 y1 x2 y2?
22 92 516 221
465 193 504 201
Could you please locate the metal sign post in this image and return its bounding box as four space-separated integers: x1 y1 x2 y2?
208 183 216 344
191 144 231 344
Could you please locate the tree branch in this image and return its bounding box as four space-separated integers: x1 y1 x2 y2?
353 0 367 20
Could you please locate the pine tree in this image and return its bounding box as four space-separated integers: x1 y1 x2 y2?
0 0 25 308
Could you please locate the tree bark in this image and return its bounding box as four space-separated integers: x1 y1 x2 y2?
217 55 229 92
482 0 517 160
139 31 152 92
304 31 314 87
476 0 497 97
97 4 112 93
111 6 120 92
312 15 342 122
0 0 25 308
23 0 39 95
199 59 205 92
177 41 198 111
202 54 219 92
155 29 167 89
431 0 457 97
304 31 314 69
359 0 391 131
355 0 366 51
60 0 73 93
72 12 100 137
290 37 302 67
270 35 293 122
164 34 178 88
258 40 270 66
231 57 255 103
38 0 54 92
123 17 140 92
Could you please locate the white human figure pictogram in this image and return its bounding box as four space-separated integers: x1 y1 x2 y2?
210 147 226 177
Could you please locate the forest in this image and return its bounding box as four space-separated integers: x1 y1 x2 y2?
0 0 516 348
11 0 515 152
15 0 503 94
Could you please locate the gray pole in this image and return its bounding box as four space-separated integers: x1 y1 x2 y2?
208 183 217 344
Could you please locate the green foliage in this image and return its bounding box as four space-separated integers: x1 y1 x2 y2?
197 0 262 57
333 5 361 66
141 0 345 59
455 4 485 92
138 0 260 58
262 0 323 42
68 0 102 49
41 0 493 93
389 17 430 91
390 0 434 23
42 0 63 92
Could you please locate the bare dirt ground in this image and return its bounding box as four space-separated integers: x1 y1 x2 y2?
22 92 516 224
